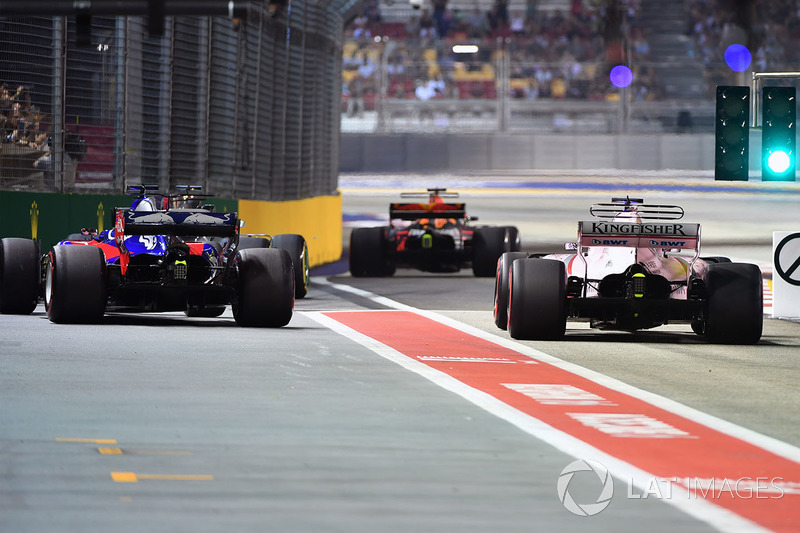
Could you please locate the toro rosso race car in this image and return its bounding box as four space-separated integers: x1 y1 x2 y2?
33 185 306 326
349 188 521 277
494 197 763 344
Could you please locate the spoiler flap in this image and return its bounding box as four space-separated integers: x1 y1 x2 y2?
390 202 466 221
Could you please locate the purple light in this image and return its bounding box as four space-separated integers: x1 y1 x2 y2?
609 65 633 88
724 44 751 72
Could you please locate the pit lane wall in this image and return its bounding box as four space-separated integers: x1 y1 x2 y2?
0 191 342 268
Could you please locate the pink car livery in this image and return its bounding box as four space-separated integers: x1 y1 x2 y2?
493 197 763 344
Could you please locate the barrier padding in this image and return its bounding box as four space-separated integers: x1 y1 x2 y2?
238 194 343 268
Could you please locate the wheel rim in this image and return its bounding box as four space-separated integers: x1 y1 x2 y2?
44 254 54 309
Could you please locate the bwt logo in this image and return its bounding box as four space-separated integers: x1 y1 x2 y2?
649 239 687 247
557 459 614 516
591 239 629 246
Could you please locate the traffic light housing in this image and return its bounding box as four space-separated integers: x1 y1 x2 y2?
715 86 750 181
762 86 796 181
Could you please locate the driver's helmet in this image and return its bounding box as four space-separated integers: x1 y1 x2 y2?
132 197 156 212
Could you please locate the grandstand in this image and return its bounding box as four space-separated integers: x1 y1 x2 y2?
342 0 799 134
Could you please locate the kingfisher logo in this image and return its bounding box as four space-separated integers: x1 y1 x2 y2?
649 239 688 247
592 238 629 245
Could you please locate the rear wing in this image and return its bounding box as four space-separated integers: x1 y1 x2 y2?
578 221 700 250
390 202 466 221
589 202 685 220
117 209 238 238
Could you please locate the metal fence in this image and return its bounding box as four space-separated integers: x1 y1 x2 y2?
0 4 342 200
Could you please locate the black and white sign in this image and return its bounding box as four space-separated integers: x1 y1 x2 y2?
773 231 800 318
774 232 800 286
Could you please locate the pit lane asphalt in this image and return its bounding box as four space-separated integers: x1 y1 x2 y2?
2 177 799 532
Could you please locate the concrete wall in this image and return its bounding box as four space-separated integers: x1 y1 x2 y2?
341 133 732 172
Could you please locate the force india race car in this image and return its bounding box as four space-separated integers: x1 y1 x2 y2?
493 197 763 344
349 188 521 277
1 186 309 327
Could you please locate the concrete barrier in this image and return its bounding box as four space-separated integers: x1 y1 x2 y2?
340 132 744 172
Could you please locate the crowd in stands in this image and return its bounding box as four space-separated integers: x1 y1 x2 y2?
0 84 49 148
688 0 800 97
343 0 655 114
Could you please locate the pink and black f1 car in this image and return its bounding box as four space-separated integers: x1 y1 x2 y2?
494 197 763 344
349 188 521 277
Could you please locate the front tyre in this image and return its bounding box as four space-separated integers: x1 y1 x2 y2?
508 258 566 340
233 248 294 327
493 251 527 330
270 234 310 299
0 237 40 314
704 263 762 344
45 244 106 323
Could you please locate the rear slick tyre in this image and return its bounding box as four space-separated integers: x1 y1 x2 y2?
349 227 393 277
233 248 294 327
704 263 762 344
493 251 527 330
0 237 40 315
507 258 567 340
270 234 310 299
45 244 106 324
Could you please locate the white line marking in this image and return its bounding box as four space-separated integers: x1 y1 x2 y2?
316 277 800 464
304 309 767 532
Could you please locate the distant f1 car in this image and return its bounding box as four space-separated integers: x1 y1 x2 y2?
349 188 521 277
494 197 763 344
4 185 307 327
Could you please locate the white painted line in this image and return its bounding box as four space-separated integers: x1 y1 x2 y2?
313 278 800 466
304 309 767 532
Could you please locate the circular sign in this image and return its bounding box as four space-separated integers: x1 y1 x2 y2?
774 232 800 286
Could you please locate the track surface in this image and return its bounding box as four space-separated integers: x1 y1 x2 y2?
2 174 800 532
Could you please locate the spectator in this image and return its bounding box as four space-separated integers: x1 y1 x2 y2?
467 8 487 38
346 77 366 118
357 54 376 79
510 11 526 36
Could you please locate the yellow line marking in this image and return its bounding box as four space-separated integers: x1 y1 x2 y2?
111 472 138 483
125 450 194 456
97 447 192 456
98 447 123 455
137 474 214 481
57 438 117 444
111 472 213 483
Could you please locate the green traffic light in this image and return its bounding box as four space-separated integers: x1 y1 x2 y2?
767 150 792 174
761 86 796 181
